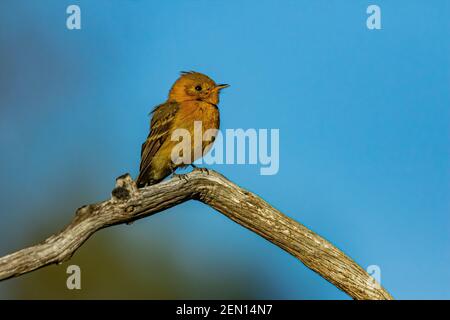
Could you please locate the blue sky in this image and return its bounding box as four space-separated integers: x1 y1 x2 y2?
0 0 449 299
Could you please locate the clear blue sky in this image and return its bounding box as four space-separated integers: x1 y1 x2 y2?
0 0 449 299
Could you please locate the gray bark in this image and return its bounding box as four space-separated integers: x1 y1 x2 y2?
0 169 393 300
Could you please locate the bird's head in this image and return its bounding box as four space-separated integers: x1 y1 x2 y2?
168 71 229 105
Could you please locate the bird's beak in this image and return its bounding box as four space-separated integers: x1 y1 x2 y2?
214 83 230 91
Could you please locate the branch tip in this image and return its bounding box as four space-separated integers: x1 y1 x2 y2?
112 173 138 201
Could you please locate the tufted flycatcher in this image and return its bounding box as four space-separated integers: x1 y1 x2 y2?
137 71 229 188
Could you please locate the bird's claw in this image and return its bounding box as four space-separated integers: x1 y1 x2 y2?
173 172 189 182
191 164 209 175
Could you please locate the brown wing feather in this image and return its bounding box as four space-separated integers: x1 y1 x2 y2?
137 101 179 186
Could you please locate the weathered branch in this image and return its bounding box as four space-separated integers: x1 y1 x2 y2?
0 170 393 300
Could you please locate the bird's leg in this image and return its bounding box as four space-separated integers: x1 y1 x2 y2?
170 167 180 178
171 167 188 182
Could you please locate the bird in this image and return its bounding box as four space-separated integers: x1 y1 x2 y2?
136 71 229 188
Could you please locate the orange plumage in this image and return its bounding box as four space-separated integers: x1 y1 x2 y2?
137 71 229 187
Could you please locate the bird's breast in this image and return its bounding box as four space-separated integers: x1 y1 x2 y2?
168 100 220 164
175 100 220 132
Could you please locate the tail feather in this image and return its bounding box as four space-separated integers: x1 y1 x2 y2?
136 167 171 188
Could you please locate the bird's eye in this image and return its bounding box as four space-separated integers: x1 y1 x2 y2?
195 85 202 91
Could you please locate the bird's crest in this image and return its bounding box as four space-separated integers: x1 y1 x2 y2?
180 70 198 75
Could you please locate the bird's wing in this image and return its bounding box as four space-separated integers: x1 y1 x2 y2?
139 101 180 179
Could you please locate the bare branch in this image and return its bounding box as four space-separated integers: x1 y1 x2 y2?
0 170 393 300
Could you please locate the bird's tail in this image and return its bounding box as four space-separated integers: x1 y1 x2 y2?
136 171 164 188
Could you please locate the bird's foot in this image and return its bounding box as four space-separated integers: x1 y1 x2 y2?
172 172 189 182
190 164 209 175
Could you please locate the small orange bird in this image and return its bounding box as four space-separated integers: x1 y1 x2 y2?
137 71 229 188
